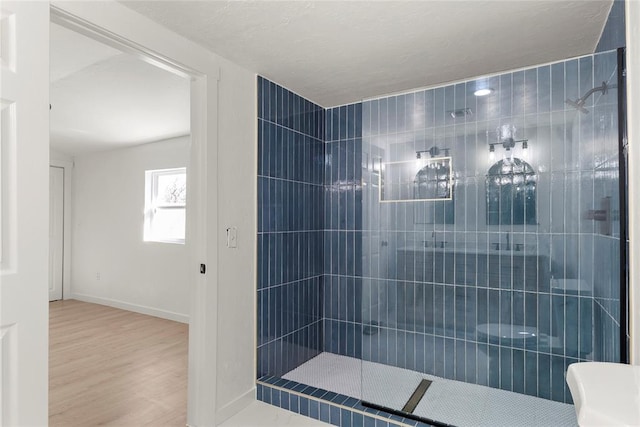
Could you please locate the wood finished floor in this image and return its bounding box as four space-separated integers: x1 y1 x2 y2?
49 300 188 426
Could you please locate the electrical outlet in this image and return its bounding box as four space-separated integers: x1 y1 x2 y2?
96 272 101 281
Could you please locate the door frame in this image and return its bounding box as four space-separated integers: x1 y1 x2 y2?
49 156 72 300
49 3 219 425
48 165 64 301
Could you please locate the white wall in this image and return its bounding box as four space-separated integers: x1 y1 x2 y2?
214 58 257 420
70 136 191 322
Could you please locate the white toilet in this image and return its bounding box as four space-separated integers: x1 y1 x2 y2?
476 323 538 348
476 279 593 356
551 278 593 358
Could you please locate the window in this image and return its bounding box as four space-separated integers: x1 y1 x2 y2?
144 168 186 244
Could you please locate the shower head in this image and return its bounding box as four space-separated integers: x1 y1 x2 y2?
565 81 616 114
565 98 590 114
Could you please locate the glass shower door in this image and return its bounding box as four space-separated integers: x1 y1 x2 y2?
359 49 623 426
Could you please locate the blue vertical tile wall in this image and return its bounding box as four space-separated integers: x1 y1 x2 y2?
593 0 627 364
359 50 622 404
591 67 623 365
257 77 326 377
324 103 364 359
596 0 626 52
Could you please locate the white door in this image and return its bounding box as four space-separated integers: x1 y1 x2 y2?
49 166 63 301
0 1 50 425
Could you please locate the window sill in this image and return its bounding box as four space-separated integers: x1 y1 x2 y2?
143 238 185 245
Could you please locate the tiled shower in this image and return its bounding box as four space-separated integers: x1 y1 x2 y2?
257 46 625 426
357 49 622 410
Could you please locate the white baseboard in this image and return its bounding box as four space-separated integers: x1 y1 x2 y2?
69 292 189 324
215 388 256 426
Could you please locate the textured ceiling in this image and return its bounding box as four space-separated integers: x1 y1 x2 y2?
50 23 190 155
121 0 612 107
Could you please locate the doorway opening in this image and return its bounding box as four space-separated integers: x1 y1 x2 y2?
48 10 197 425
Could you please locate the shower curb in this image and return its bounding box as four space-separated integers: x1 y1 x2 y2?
257 376 434 427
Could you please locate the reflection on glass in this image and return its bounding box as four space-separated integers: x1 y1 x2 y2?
380 157 452 202
486 157 537 225
414 161 451 199
414 161 454 224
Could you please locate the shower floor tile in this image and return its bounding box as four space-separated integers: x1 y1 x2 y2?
283 352 578 427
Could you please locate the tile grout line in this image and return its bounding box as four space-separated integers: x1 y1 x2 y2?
256 381 415 427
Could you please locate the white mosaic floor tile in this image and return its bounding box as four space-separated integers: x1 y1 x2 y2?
283 353 362 398
283 352 578 427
